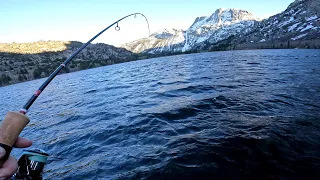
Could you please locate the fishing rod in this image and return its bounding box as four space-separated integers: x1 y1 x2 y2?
0 13 150 179
22 13 150 115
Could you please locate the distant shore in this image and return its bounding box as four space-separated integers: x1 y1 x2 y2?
1 44 319 87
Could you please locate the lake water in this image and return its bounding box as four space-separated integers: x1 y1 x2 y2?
1 49 320 179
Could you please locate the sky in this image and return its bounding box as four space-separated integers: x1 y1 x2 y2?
0 0 295 46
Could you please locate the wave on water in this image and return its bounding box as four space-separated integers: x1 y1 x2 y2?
0 49 319 179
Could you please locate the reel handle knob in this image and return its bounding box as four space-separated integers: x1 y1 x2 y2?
0 112 30 161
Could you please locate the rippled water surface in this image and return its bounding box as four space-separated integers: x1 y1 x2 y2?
1 49 320 179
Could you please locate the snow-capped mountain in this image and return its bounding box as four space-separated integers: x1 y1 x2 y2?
121 28 185 54
237 0 320 49
123 0 320 54
122 8 259 54
182 8 258 51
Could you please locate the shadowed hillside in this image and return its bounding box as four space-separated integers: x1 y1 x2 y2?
0 41 144 86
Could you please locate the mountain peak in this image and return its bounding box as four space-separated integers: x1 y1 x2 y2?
189 8 258 31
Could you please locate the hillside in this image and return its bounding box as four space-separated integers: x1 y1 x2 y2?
234 0 320 49
0 41 137 86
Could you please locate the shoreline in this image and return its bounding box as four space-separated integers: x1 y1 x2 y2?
1 48 319 87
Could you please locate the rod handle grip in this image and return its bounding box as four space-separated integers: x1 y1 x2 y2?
0 112 30 161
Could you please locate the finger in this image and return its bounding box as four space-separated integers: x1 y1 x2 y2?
13 137 32 148
0 148 5 160
0 156 18 179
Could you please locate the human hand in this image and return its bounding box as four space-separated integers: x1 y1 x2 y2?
0 137 32 180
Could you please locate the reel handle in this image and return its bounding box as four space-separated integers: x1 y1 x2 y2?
0 112 30 162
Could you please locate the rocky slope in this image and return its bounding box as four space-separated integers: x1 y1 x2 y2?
123 0 320 53
122 29 186 54
236 0 320 49
122 8 259 54
0 41 135 86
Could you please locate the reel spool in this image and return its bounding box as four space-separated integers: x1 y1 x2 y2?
12 149 49 180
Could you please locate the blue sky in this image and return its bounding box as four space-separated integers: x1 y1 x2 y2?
0 0 294 46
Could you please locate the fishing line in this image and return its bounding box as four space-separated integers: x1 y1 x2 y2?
19 13 150 114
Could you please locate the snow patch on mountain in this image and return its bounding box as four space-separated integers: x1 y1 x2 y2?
301 24 314 32
288 23 301 31
291 33 308 40
306 15 318 21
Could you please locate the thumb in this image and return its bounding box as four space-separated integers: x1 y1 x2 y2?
0 147 6 160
